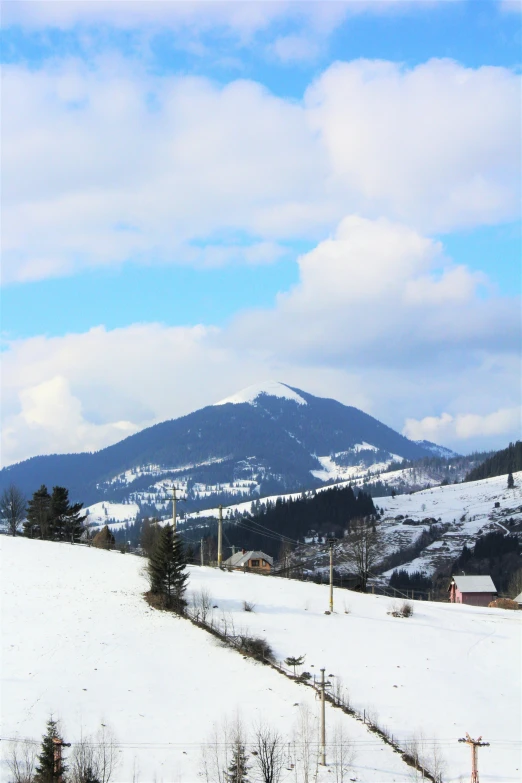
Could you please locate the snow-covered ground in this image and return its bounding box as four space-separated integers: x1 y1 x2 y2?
310 454 398 483
84 501 140 531
2 537 520 782
1 537 421 783
376 472 522 576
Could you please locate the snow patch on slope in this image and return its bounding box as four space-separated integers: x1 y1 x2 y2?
215 380 307 406
84 501 139 531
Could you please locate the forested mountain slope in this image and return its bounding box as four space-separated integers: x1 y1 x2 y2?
466 441 522 482
0 382 443 512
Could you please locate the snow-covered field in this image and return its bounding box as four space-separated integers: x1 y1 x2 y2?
2 536 521 782
2 538 421 783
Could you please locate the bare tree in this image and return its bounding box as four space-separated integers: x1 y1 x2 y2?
191 587 214 625
70 725 119 783
201 718 231 783
0 485 26 537
332 722 355 783
252 723 285 783
291 705 316 783
342 516 381 591
6 739 36 783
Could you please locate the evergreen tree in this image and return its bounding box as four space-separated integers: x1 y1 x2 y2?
508 471 515 489
226 742 250 783
49 486 87 542
25 485 51 539
35 717 67 783
148 524 188 613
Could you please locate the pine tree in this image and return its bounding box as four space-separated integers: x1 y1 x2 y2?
35 717 67 783
148 524 188 613
49 486 87 542
508 471 515 489
25 485 51 539
226 742 250 783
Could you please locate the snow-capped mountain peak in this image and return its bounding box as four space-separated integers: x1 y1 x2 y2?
214 380 307 407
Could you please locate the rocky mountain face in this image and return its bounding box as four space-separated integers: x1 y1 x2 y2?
0 382 451 515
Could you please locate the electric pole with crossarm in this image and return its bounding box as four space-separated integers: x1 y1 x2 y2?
458 734 489 783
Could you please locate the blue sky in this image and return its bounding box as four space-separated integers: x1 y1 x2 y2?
1 0 521 464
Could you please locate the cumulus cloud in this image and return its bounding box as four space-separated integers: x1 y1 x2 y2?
0 1 452 33
228 215 521 367
2 376 140 463
2 215 520 465
403 407 522 442
2 57 519 283
305 58 521 231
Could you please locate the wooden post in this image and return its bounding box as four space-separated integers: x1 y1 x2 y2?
458 733 489 783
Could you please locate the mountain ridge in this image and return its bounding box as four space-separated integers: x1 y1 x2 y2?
0 382 453 512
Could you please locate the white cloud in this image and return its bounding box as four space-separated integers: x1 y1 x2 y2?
403 407 522 443
1 376 140 463
271 35 321 63
305 58 521 231
2 57 519 283
501 0 522 13
2 216 520 465
0 1 456 33
228 215 520 366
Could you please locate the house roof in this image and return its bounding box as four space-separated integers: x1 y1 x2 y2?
514 592 522 604
451 575 497 593
224 550 273 567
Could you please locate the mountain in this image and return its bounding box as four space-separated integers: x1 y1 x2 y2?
413 440 458 458
0 381 449 515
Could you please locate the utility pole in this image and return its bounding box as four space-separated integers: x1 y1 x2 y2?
53 737 71 783
217 504 223 568
458 734 489 783
328 538 337 613
200 537 204 567
319 667 326 765
172 485 177 532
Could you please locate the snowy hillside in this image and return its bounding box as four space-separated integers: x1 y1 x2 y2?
84 500 140 531
2 537 425 783
2 537 520 783
185 471 522 580
375 471 522 577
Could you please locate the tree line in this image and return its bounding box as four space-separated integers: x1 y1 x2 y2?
0 483 86 542
465 441 522 482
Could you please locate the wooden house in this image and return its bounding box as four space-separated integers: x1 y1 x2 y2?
224 550 273 573
448 575 497 607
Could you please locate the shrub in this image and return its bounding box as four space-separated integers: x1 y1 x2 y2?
488 598 519 610
388 601 414 618
243 600 255 612
236 634 274 662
